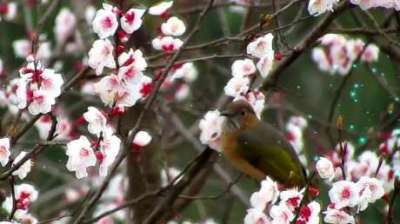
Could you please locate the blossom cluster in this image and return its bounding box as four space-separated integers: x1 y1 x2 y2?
244 177 320 224
350 0 400 11
150 1 186 52
312 34 379 75
5 59 64 115
66 107 121 178
1 183 39 223
87 3 152 110
314 140 394 223
0 137 32 180
224 33 274 116
199 34 275 151
308 0 400 16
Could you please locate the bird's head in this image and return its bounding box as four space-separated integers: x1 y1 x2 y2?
221 100 259 132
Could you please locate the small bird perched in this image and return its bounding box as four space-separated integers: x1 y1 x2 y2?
220 100 306 187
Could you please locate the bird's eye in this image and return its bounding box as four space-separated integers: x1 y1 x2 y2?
240 110 246 116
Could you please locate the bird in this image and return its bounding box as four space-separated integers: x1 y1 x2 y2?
220 100 307 187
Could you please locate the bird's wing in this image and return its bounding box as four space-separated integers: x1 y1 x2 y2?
236 122 306 186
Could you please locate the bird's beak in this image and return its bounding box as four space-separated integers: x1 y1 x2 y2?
220 110 233 117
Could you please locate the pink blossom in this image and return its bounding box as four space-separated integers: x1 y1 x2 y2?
118 48 147 70
312 48 332 74
376 162 395 193
66 136 96 178
328 180 359 209
98 134 121 177
297 201 321 224
224 76 250 97
0 2 16 21
92 4 119 39
244 208 270 224
323 208 355 224
94 74 142 108
27 89 56 115
234 90 265 119
346 39 365 61
149 1 173 16
330 43 352 75
2 183 38 214
88 39 116 75
20 65 64 98
175 83 190 101
232 59 256 77
286 117 307 154
316 157 335 181
308 0 339 16
250 177 279 210
54 8 76 44
280 188 304 210
319 34 347 46
161 17 186 36
0 137 10 166
361 44 379 63
121 8 145 34
199 110 224 151
356 176 384 211
170 63 198 82
269 203 294 224
256 52 274 78
117 49 147 81
152 36 183 52
247 33 274 58
7 78 28 110
12 151 32 179
350 0 378 10
83 106 108 136
133 131 152 147
35 115 72 140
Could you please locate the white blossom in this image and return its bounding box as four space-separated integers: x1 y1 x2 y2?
328 180 359 209
231 59 256 77
12 151 32 179
224 76 250 97
0 137 10 166
161 17 186 36
92 4 118 39
66 136 96 178
324 208 355 224
316 157 335 181
54 8 76 44
199 110 224 151
250 177 279 210
308 0 339 16
121 8 145 34
83 106 108 136
132 131 152 147
152 36 183 52
256 52 274 78
88 39 116 75
247 33 274 58
149 1 173 15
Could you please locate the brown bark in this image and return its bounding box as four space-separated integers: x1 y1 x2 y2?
120 106 162 224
